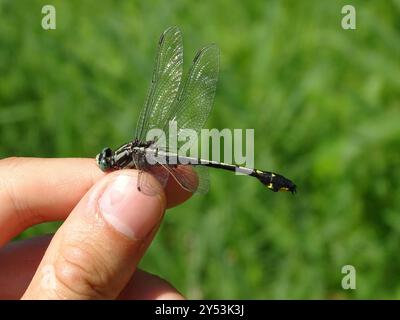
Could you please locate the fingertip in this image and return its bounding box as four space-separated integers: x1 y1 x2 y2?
155 292 186 300
165 177 193 208
119 269 185 300
97 171 165 240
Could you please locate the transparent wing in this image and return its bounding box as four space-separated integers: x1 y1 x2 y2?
137 166 169 196
140 150 209 195
137 164 209 195
136 38 219 196
156 44 220 151
135 26 184 142
193 166 210 194
150 45 218 194
171 165 209 194
160 164 209 194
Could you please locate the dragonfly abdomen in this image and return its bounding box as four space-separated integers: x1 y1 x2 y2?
186 157 296 194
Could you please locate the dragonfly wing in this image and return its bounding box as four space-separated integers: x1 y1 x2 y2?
163 164 210 194
187 165 210 195
158 44 219 152
143 149 209 194
135 26 184 143
173 165 210 194
137 166 170 196
137 164 209 195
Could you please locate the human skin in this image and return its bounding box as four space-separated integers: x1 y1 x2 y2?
0 157 192 299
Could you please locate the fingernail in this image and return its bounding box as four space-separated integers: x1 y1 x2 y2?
99 174 164 240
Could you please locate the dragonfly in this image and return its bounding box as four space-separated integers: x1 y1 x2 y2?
96 26 296 195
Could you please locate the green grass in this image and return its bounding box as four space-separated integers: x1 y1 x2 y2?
1 0 400 298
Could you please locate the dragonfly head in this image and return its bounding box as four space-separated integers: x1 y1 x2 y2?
96 147 114 171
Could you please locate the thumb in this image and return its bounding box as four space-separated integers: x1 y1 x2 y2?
22 171 165 299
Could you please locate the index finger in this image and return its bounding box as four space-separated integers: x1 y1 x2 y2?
0 157 192 245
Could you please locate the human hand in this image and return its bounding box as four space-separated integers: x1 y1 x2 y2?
0 157 192 299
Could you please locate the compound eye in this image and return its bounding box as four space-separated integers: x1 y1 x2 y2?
102 147 113 157
99 159 110 171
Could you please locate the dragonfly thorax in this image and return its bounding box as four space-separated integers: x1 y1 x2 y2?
97 140 159 172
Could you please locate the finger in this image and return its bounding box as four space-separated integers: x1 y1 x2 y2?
0 235 50 299
0 235 184 299
0 158 103 244
22 170 168 299
163 166 194 208
119 269 184 300
0 157 193 244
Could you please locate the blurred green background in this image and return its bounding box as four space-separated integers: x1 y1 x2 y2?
1 0 400 299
